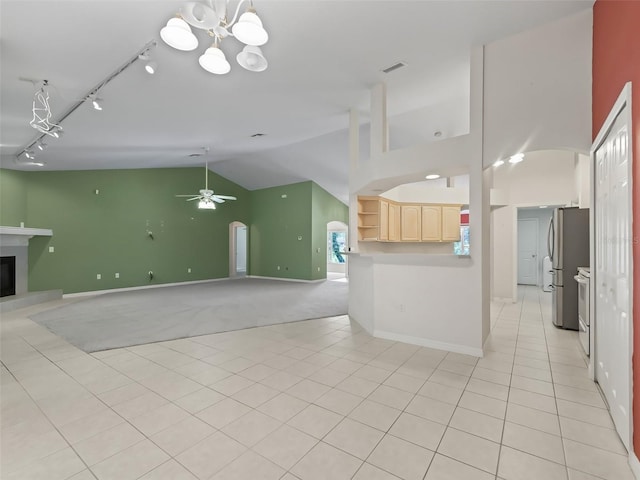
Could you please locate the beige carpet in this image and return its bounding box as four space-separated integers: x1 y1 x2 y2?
30 277 348 352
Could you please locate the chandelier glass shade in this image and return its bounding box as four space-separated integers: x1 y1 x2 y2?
160 18 199 51
160 0 268 75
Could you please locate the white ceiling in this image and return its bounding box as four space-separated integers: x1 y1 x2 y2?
0 0 593 203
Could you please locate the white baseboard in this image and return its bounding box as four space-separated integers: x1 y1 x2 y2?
247 275 324 284
629 451 640 479
374 329 484 357
63 278 227 298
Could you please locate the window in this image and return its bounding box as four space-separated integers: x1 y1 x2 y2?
453 225 470 255
328 231 346 263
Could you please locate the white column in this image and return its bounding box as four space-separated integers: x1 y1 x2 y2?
370 83 388 156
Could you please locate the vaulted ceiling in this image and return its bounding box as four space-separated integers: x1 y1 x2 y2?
0 1 593 203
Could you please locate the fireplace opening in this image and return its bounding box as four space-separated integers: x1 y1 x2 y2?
1 256 16 297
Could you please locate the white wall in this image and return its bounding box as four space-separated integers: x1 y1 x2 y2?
576 153 591 208
348 47 487 355
491 150 579 301
483 9 592 165
493 150 579 206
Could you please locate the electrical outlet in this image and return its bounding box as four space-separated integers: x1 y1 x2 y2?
115 273 119 279
96 274 101 280
188 268 192 273
48 246 54 253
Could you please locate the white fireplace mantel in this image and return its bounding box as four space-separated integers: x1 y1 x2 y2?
0 226 53 247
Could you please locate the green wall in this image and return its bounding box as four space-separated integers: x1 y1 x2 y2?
250 181 348 281
3 167 250 293
1 167 348 291
250 182 313 280
0 168 28 226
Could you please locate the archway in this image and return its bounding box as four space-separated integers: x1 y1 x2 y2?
229 221 248 278
327 220 348 280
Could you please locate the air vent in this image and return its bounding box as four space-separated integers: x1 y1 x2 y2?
188 153 203 157
382 62 407 74
250 133 266 137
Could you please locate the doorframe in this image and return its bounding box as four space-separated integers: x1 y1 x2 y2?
590 82 633 449
516 217 539 286
229 221 248 278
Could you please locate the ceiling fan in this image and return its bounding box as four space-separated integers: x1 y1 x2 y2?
176 162 237 209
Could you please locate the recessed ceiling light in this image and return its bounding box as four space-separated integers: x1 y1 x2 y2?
493 160 505 167
509 153 524 164
539 205 548 208
425 174 440 180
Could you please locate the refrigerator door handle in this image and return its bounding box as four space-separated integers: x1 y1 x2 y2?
547 217 554 262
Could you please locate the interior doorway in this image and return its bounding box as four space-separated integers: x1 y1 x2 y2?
229 221 248 277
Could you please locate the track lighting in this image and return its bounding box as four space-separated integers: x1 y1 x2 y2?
16 41 156 165
138 50 157 74
161 0 269 74
90 95 103 111
144 61 157 75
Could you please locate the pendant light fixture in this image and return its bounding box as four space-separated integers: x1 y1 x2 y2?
160 0 269 75
199 38 231 74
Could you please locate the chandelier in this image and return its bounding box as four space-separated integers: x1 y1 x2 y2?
160 0 269 75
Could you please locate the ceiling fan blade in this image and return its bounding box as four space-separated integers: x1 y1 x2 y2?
214 195 237 200
175 194 200 197
186 196 202 201
212 197 225 203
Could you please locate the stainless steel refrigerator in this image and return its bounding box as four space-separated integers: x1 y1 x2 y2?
547 207 589 330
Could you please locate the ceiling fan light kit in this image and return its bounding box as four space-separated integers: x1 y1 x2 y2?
161 0 269 75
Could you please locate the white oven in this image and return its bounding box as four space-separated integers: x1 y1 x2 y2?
574 267 590 355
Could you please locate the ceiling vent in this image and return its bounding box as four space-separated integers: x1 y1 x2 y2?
250 133 266 137
382 62 407 74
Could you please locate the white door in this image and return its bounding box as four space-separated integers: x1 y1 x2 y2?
593 85 632 451
517 218 538 285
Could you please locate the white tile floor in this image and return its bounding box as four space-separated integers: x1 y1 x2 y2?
1 286 636 479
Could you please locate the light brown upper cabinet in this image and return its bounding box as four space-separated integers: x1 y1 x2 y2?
442 206 462 242
421 205 442 241
357 196 461 243
379 199 389 241
388 202 401 241
401 205 422 241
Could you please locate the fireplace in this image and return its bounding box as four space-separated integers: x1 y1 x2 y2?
1 256 16 297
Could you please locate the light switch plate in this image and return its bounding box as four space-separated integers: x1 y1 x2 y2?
48 246 54 253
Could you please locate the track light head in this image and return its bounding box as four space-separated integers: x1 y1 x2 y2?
144 61 157 75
